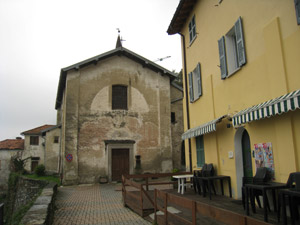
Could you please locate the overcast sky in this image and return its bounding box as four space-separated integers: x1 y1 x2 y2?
0 0 182 140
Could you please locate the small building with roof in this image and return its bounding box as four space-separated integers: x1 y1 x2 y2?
21 124 61 173
0 138 24 190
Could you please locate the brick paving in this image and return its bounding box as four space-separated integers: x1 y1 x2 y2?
53 183 151 225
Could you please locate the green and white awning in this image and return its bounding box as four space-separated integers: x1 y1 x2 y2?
232 89 300 127
182 115 226 140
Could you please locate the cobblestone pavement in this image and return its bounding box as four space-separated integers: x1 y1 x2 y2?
53 183 151 225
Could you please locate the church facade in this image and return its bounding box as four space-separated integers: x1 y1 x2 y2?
55 41 183 185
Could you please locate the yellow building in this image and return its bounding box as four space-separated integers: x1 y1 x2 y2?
168 0 300 198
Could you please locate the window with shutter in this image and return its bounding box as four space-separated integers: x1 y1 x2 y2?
295 0 300 25
235 17 246 67
188 72 194 102
189 15 197 44
112 85 128 110
188 63 202 103
195 63 202 98
196 135 205 167
218 36 227 79
218 17 246 79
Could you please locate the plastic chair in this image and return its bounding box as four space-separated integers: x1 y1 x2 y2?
200 163 217 196
193 170 202 195
278 172 300 223
242 167 271 211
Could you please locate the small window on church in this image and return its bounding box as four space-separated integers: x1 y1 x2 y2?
112 85 128 110
171 112 176 123
54 136 59 143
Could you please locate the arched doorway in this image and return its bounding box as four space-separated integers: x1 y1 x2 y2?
242 130 253 178
234 127 253 198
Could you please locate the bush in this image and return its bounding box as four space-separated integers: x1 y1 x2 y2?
35 164 45 176
171 168 180 181
5 173 20 224
172 168 179 173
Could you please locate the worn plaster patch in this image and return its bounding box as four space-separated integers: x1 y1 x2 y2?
91 86 109 111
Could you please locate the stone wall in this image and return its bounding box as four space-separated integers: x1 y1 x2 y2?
21 182 57 225
5 175 57 225
14 177 46 212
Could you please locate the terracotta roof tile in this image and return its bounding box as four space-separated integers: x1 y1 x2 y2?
0 139 24 150
21 124 55 135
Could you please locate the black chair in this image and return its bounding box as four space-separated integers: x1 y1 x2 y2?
193 164 207 194
278 172 300 223
198 163 217 196
193 170 202 195
242 167 271 211
204 163 215 176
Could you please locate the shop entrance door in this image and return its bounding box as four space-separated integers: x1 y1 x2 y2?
242 130 253 178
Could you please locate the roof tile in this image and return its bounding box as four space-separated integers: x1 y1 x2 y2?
21 125 55 135
0 139 24 150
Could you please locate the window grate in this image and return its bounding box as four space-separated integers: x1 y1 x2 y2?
112 85 128 110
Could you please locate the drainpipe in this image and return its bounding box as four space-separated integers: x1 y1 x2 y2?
178 33 192 172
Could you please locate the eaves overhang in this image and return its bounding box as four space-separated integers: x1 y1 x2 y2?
55 47 176 109
167 0 197 35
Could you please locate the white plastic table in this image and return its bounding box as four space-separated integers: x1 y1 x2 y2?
172 174 194 194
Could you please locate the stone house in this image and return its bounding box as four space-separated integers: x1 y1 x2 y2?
21 124 61 173
55 40 183 185
0 138 24 191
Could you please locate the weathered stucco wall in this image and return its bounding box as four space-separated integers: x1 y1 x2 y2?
23 135 45 172
170 85 184 170
45 128 60 173
61 55 179 184
0 150 22 191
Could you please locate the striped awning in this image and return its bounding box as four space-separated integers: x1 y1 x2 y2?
232 89 300 127
182 115 226 140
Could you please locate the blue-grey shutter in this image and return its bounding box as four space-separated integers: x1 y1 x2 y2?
235 17 246 67
196 136 205 167
295 0 300 25
218 36 227 79
195 63 202 98
188 72 194 102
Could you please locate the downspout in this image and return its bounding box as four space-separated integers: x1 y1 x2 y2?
178 32 192 172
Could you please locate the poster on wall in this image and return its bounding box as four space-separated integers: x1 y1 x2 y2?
254 142 274 179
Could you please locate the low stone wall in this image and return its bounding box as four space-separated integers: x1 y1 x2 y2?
14 177 47 212
20 182 57 225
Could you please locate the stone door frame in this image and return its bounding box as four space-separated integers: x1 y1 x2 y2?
106 140 135 182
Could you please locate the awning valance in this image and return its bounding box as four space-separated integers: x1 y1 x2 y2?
182 115 226 140
232 89 300 127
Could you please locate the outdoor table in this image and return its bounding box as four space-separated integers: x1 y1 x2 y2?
245 182 287 222
198 175 232 200
172 174 193 194
279 188 300 225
